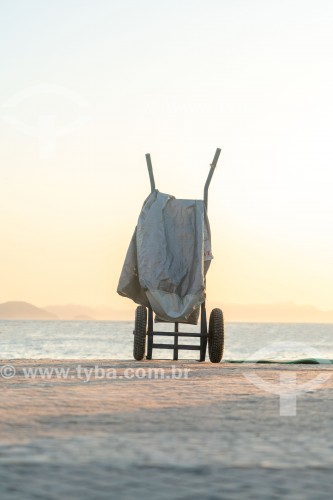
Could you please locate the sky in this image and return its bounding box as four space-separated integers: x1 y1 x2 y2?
0 0 333 316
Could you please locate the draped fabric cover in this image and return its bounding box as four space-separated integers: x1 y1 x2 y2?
117 190 213 324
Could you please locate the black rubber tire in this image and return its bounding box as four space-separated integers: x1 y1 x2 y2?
208 308 224 363
133 306 147 361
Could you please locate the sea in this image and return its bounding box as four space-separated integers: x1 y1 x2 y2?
0 320 333 362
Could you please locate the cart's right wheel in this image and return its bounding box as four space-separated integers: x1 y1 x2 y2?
208 308 224 363
133 306 147 360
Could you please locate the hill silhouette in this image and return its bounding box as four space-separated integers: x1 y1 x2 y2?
0 301 57 320
1 301 332 322
44 305 96 320
72 314 95 321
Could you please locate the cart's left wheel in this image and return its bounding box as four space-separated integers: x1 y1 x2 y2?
208 308 224 363
133 306 147 360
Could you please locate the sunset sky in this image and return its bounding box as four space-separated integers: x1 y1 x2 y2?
1 0 333 317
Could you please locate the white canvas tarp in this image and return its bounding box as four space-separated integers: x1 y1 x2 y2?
117 190 213 324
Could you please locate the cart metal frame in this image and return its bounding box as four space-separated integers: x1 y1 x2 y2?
142 148 221 361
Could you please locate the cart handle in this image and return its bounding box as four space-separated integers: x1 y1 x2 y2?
146 148 221 203
204 148 221 209
145 153 156 192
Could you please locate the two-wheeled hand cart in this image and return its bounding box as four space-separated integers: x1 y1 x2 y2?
132 148 224 363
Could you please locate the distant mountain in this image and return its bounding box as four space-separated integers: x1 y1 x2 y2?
0 301 57 320
44 304 128 320
44 304 96 320
72 314 94 321
1 301 332 323
45 302 333 322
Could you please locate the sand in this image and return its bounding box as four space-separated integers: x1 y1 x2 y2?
1 359 333 499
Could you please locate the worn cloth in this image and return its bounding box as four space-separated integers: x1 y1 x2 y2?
117 190 213 324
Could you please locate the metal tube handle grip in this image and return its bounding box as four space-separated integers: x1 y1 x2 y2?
145 153 156 192
204 148 221 209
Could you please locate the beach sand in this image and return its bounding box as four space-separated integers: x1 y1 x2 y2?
1 359 333 499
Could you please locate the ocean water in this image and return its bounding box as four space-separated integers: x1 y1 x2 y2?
0 320 333 361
